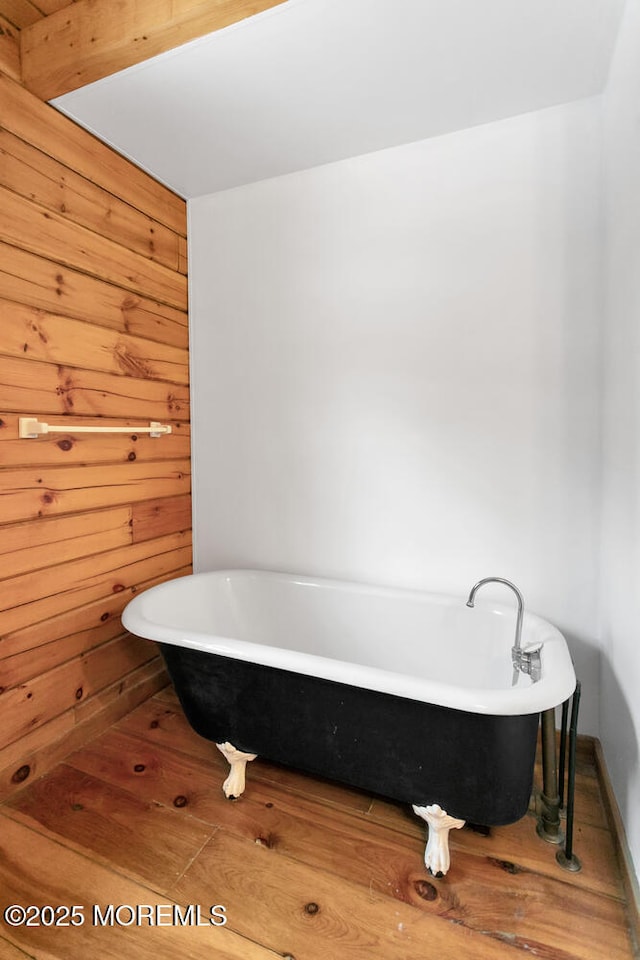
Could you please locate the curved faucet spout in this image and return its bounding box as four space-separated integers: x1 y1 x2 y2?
466 576 525 653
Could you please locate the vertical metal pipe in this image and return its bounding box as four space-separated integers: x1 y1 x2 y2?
537 707 563 844
558 698 569 809
557 682 582 871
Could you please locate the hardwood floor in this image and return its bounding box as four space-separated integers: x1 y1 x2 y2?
0 686 636 959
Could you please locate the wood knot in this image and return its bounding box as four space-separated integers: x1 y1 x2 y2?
112 583 125 593
149 720 159 729
57 438 73 451
75 687 83 700
133 764 146 773
42 492 54 504
127 451 136 461
71 802 84 811
173 795 188 808
11 765 30 784
304 903 319 916
414 879 438 901
490 858 522 874
265 802 273 808
100 612 110 622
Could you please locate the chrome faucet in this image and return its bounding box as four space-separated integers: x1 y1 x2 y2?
466 577 540 681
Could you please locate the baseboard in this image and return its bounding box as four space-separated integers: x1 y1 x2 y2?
593 738 640 954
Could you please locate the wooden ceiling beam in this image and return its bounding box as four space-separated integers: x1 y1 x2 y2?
20 0 288 102
0 0 42 31
0 14 21 81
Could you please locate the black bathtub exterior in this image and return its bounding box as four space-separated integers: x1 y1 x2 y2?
160 642 539 826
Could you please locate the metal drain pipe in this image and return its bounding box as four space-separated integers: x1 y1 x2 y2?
537 707 563 844
558 698 569 810
556 681 582 872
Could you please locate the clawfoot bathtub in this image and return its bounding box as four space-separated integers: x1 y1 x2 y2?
122 569 576 876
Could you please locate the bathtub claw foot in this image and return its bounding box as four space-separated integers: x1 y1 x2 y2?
412 803 465 877
216 741 257 799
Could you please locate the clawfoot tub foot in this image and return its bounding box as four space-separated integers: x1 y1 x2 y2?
412 804 465 877
215 741 257 799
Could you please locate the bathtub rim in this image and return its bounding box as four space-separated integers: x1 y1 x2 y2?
121 568 577 716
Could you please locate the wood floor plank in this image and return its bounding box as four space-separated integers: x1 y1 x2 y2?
0 935 35 960
4 763 212 891
116 698 372 814
65 727 635 960
170 829 528 960
0 696 635 960
152 685 180 704
367 795 626 902
0 812 281 960
118 697 626 899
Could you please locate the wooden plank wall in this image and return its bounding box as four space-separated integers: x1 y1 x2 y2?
0 70 192 798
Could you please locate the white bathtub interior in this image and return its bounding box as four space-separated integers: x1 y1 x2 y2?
123 570 575 716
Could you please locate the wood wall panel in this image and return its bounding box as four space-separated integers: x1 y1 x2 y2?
132 495 192 543
0 660 168 800
2 633 156 748
0 415 191 467
0 355 190 420
0 128 183 272
1 536 192 635
0 243 189 348
0 73 186 233
4 506 133 578
0 70 192 791
2 299 189 383
0 186 187 309
2 564 193 661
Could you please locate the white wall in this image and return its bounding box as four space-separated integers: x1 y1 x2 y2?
189 99 602 733
601 0 640 892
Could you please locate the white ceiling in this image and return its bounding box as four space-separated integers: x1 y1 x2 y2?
53 0 625 200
